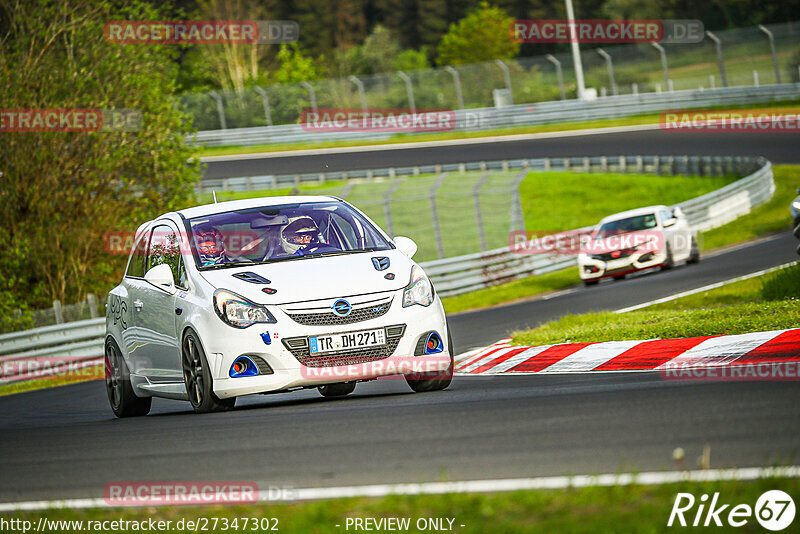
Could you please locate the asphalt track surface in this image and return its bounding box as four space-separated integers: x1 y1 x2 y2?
202 129 800 179
0 232 797 504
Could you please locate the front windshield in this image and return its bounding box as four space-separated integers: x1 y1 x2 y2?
596 214 657 238
187 201 392 269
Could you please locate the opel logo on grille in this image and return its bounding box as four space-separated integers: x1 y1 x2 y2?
331 299 352 317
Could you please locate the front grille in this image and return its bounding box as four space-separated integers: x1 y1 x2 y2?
282 324 406 367
286 298 392 326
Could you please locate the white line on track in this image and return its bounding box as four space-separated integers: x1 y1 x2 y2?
614 260 797 313
1 466 797 511
197 124 662 162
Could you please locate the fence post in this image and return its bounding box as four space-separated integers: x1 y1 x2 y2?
87 294 98 319
545 55 566 100
650 43 670 93
753 71 760 87
53 300 64 325
444 66 465 110
208 91 227 130
495 59 513 104
349 75 367 112
382 178 404 238
706 31 727 88
509 168 528 234
300 82 318 114
429 173 449 259
396 71 416 113
619 155 627 173
597 49 617 96
758 25 781 84
473 171 491 251
253 86 273 126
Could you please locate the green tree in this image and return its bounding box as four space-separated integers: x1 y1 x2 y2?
436 2 520 66
0 0 202 308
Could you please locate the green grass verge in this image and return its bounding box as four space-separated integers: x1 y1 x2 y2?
0 370 102 398
511 262 799 346
195 100 800 157
12 477 798 533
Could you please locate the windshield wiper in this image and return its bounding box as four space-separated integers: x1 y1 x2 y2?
201 261 255 270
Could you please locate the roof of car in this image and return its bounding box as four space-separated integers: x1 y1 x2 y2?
599 205 670 224
175 195 341 219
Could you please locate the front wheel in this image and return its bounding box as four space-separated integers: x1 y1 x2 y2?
661 244 674 270
105 338 151 418
686 237 701 264
406 331 454 393
318 382 356 397
182 331 236 413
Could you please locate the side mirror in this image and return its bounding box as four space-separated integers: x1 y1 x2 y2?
673 207 685 218
144 263 176 293
394 236 418 258
663 217 678 228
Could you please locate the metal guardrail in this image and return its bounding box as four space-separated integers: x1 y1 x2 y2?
0 154 773 382
189 83 800 148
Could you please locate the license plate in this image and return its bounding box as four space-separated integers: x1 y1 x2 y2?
309 328 386 354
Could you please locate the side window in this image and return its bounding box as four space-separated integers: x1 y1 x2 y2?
147 224 183 286
329 213 358 249
125 231 149 278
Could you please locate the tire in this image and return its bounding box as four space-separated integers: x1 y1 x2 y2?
105 338 151 418
318 382 356 397
406 331 454 393
584 280 599 286
687 236 701 264
661 243 674 270
182 330 236 413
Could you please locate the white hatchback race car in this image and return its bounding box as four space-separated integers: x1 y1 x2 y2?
104 196 453 416
577 205 699 285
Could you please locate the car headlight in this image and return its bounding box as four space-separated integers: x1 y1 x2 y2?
213 289 277 328
792 201 800 210
402 265 433 307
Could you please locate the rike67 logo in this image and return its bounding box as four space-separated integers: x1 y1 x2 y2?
668 490 795 530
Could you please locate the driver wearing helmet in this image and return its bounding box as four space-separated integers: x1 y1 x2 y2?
195 227 227 266
280 216 321 254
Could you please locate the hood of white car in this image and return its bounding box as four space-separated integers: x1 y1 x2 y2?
197 250 413 305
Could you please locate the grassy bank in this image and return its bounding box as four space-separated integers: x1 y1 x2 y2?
512 263 799 346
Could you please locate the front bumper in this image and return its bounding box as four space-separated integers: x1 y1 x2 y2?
578 251 666 281
200 290 450 398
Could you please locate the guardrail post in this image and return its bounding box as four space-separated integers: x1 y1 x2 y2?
601 156 608 172
619 155 626 173
458 163 466 173
597 49 617 96
253 86 273 126
758 25 781 84
706 31 727 88
544 157 551 171
583 157 590 172
300 82 318 114
396 71 416 113
444 66 465 110
382 178 403 238
208 91 227 130
502 160 509 171
473 171 491 251
753 71 760 87
636 156 643 173
545 55 566 100
563 158 570 171
429 173 449 258
709 75 715 89
632 83 638 95
53 300 64 325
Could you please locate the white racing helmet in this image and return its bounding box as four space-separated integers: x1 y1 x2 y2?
281 216 321 254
